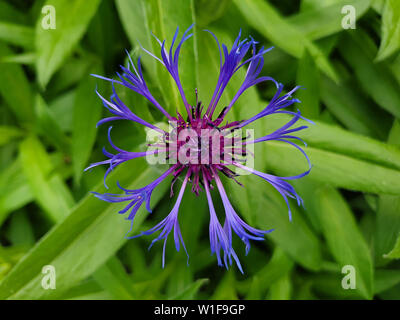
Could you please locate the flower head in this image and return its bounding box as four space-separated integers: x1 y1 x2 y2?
86 26 312 273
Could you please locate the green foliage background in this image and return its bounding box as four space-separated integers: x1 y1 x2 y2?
0 0 400 300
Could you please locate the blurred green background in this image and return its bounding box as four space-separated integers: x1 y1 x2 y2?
0 0 400 300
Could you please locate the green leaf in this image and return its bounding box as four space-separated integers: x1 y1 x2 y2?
264 140 400 195
300 0 344 11
59 279 108 300
296 49 320 118
372 0 385 13
265 114 400 172
240 248 294 298
35 95 71 154
72 68 103 185
195 0 232 27
0 153 71 227
168 278 209 300
291 179 323 235
69 290 112 300
0 246 27 281
48 56 94 96
375 269 400 294
0 52 36 65
86 0 122 69
384 236 400 259
376 0 400 61
310 273 362 299
233 0 338 82
375 120 400 265
0 44 34 126
316 187 373 299
6 211 35 247
35 0 101 88
0 126 24 147
0 22 34 48
339 31 400 119
0 2 28 25
244 276 262 299
19 136 74 222
290 0 371 40
48 90 76 132
320 75 389 139
179 188 207 251
0 161 168 299
92 256 137 300
211 272 237 299
267 274 292 300
164 262 193 298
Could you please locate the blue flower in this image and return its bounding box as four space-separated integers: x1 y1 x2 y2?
86 26 312 273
